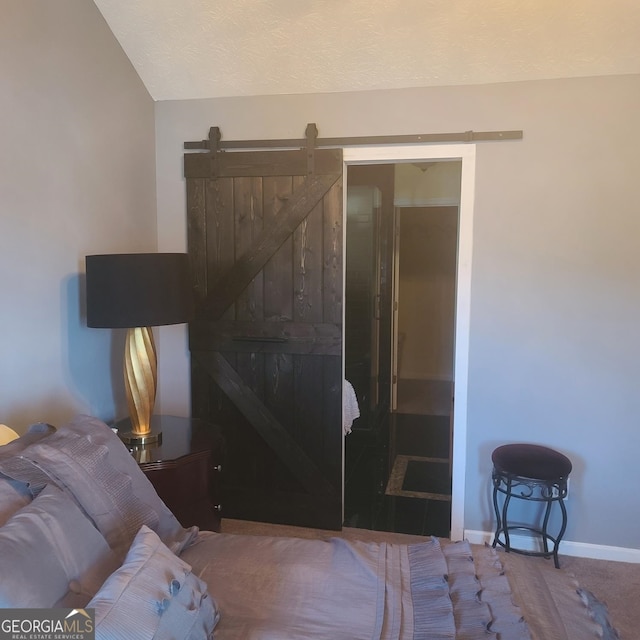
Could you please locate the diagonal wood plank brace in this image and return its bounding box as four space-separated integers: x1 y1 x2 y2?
203 172 341 320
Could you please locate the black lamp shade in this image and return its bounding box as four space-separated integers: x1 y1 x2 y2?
86 253 194 328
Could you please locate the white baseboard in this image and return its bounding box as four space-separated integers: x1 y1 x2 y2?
463 529 640 564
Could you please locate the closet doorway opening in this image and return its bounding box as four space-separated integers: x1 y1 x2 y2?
343 145 475 541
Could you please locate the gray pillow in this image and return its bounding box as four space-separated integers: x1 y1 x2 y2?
0 415 197 558
0 422 56 496
0 477 31 527
89 525 219 640
0 484 119 608
0 422 56 461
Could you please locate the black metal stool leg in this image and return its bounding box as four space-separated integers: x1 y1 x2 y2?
500 477 513 552
541 489 553 555
492 472 501 548
553 496 569 569
492 473 516 553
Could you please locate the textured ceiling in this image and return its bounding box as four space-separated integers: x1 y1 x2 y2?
93 0 640 101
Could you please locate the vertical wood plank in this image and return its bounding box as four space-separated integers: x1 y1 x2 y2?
323 355 343 489
320 177 343 491
294 354 324 467
263 177 295 451
323 177 343 324
263 176 294 322
206 177 235 322
187 179 210 426
186 178 207 305
234 177 266 408
293 191 323 323
234 176 264 322
292 174 325 448
265 352 294 434
190 358 209 422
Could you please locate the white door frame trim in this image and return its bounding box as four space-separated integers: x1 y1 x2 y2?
343 144 476 541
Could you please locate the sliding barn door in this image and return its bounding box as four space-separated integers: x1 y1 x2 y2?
185 140 343 529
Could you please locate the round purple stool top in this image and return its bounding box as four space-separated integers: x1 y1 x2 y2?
492 443 572 481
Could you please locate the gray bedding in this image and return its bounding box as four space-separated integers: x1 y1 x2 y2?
181 530 610 640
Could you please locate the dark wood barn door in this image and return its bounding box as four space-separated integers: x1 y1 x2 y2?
185 140 344 529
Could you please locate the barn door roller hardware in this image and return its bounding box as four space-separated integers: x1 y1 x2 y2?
184 124 523 153
306 123 318 176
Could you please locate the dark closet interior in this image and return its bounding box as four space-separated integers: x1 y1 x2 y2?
344 163 457 538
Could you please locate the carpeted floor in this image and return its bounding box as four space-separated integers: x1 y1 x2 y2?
221 518 638 639
555 553 638 640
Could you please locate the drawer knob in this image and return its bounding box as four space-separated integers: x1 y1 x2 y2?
213 504 222 512
213 464 222 472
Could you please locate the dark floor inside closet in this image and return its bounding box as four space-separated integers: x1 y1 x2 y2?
343 380 453 538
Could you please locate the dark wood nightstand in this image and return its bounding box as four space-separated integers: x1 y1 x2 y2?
115 415 224 532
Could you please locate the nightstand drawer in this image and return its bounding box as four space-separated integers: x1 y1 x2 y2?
118 415 224 532
142 451 220 531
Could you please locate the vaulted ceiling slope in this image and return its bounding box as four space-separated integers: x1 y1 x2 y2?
93 0 640 101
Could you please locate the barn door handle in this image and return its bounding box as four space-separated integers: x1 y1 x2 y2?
232 336 288 343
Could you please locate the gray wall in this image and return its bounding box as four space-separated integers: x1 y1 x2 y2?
155 74 640 549
0 1 157 430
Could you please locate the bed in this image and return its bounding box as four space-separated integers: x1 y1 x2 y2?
0 415 619 639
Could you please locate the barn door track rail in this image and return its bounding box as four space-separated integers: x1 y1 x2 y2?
184 123 523 154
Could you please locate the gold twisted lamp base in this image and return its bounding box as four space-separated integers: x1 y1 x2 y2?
119 326 162 445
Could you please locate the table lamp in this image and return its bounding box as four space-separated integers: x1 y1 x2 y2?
85 253 193 445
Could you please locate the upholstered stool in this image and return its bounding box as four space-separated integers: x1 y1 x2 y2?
491 443 572 568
